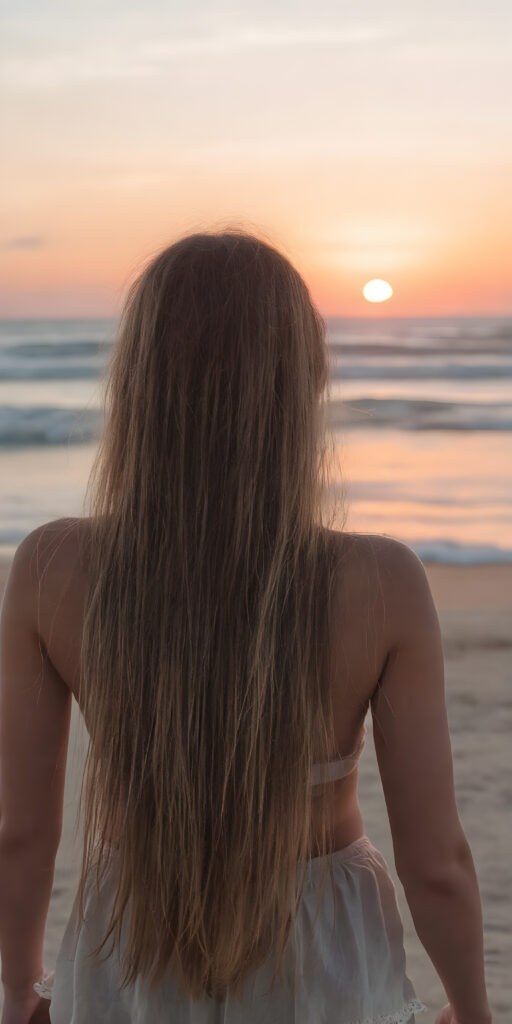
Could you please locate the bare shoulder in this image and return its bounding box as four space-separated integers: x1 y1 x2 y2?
358 533 438 649
335 529 426 575
329 529 427 594
12 517 89 576
4 518 91 624
328 530 436 654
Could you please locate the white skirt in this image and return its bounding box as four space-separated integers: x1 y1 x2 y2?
37 835 427 1024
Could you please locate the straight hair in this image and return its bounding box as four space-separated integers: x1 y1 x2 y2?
76 229 345 1001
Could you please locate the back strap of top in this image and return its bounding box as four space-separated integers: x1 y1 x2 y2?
309 723 367 787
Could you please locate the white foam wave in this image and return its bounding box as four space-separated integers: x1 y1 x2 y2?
0 406 101 446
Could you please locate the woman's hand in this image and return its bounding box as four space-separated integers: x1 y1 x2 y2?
435 1006 457 1024
435 1004 493 1024
0 991 51 1024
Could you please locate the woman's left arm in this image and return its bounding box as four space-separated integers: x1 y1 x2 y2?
0 532 72 1006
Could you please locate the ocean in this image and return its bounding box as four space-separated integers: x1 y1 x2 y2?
0 315 511 563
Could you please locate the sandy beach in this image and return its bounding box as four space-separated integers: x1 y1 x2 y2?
0 555 510 1022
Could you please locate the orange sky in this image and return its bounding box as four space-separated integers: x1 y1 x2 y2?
2 4 511 318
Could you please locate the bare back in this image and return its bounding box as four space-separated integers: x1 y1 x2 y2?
18 521 388 858
2 512 468 880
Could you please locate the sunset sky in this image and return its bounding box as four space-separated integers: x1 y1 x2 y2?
2 0 511 318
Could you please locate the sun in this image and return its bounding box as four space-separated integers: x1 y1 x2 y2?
362 279 393 303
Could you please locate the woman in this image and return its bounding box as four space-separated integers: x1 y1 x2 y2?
0 231 492 1024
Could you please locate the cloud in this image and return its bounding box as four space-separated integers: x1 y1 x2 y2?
2 25 399 89
142 25 396 57
2 236 46 250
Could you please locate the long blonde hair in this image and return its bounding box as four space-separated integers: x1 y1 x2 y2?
77 229 344 1001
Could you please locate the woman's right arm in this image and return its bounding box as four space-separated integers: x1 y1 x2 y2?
370 539 492 1024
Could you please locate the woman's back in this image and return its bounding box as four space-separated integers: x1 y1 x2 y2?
23 515 488 1023
26 516 468 872
29 520 394 858
22 517 430 1023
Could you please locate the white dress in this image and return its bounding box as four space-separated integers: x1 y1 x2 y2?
35 725 428 1024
